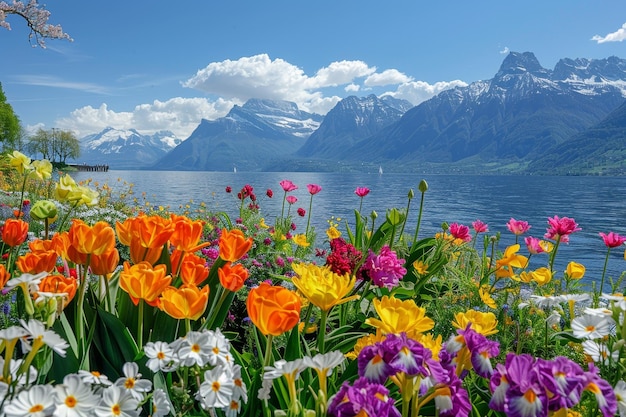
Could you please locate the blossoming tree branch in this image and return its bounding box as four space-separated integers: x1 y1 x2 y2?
0 0 71 47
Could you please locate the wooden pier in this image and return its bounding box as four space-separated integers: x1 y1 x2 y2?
67 164 109 172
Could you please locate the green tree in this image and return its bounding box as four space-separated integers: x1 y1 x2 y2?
55 129 80 163
26 128 80 163
0 82 21 151
26 128 52 160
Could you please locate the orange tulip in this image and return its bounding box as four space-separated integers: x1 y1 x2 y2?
246 282 301 336
51 232 70 259
218 263 249 292
134 215 174 249
115 217 138 246
16 250 58 274
0 264 10 288
159 284 209 320
28 239 56 253
129 236 163 266
90 248 120 276
170 215 206 252
37 274 78 307
219 229 253 262
2 218 29 247
171 249 204 275
67 220 116 256
179 259 209 286
119 261 171 306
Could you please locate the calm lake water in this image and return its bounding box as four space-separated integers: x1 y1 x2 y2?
73 170 626 291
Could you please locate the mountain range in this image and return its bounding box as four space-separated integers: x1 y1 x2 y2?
76 52 626 175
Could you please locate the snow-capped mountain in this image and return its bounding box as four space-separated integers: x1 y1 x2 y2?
78 127 182 169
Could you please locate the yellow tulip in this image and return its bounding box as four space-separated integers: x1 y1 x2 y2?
495 244 528 278
452 310 498 336
119 261 172 306
292 234 310 247
566 261 585 280
29 159 52 180
365 295 434 339
531 267 552 286
55 174 77 201
159 284 209 320
8 150 32 174
291 263 358 312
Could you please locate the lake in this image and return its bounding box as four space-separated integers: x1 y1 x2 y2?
73 170 626 291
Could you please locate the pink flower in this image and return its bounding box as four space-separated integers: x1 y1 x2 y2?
355 187 370 197
599 232 626 248
225 186 232 193
361 245 406 290
286 195 298 205
544 215 580 243
472 220 489 233
449 223 472 242
297 207 306 217
307 184 322 195
524 236 545 254
507 218 531 235
279 180 298 192
266 189 273 198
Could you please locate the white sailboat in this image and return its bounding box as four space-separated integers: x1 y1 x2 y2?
378 165 383 175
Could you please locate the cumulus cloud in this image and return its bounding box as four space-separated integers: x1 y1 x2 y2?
56 97 238 138
591 23 626 43
383 79 468 106
54 54 466 138
500 46 510 54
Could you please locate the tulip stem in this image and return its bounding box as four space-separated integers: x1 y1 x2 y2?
318 309 328 354
263 334 274 368
138 298 145 350
596 248 611 308
411 190 426 251
305 195 314 237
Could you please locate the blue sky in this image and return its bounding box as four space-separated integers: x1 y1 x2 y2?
2 0 626 139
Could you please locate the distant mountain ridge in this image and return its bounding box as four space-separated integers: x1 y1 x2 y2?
78 52 626 174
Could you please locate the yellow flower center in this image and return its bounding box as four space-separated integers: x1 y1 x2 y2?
124 378 136 389
192 343 200 353
586 325 596 332
157 351 165 359
65 395 77 407
213 347 219 354
524 389 536 404
112 404 121 416
212 381 221 392
29 405 44 413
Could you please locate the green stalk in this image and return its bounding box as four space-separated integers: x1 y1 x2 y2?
305 194 314 237
410 189 426 251
596 248 611 308
263 334 274 368
317 309 328 354
137 298 145 350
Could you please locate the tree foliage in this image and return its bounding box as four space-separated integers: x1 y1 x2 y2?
0 0 71 47
26 128 80 163
0 82 20 150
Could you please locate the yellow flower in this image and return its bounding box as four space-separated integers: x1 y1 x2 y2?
326 226 341 240
531 267 552 286
540 240 554 253
8 150 32 174
291 263 358 312
479 286 497 309
566 261 585 280
365 295 434 339
346 330 386 360
452 310 498 336
417 333 443 360
495 244 528 278
55 174 78 201
292 234 309 247
29 159 52 180
412 260 429 275
66 185 99 207
258 218 270 229
515 271 533 283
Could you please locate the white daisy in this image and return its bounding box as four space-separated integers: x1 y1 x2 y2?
0 357 38 387
3 384 56 417
263 359 306 381
571 314 614 340
303 351 345 377
584 307 614 317
150 388 171 417
114 362 152 401
205 329 232 367
5 272 48 290
144 341 178 372
257 378 273 401
582 340 619 365
602 293 626 310
20 319 69 357
77 370 113 387
614 380 626 417
529 295 562 309
223 398 242 417
229 364 248 403
53 373 100 417
175 331 212 367
197 366 235 409
546 310 562 327
94 385 140 417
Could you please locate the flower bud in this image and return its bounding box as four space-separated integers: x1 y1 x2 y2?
30 200 58 221
408 189 414 199
441 222 449 231
371 210 378 220
418 179 428 193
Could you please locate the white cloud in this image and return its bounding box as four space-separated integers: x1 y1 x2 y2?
56 97 238 139
306 60 376 88
345 83 360 92
14 75 111 95
500 46 510 54
364 69 411 86
591 23 626 43
383 79 468 106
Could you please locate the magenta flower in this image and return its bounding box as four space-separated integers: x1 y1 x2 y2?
266 189 273 198
361 245 407 290
472 220 489 233
449 223 472 242
279 179 298 192
297 207 306 217
325 237 362 275
599 231 626 248
355 187 370 197
328 377 401 417
544 215 580 243
524 236 546 255
507 218 531 235
307 183 322 195
286 195 297 205
225 186 232 193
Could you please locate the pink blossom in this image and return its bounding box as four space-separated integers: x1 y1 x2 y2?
307 184 322 195
266 189 273 198
449 223 472 242
286 195 298 205
361 245 407 290
507 218 531 235
297 208 306 217
279 180 298 192
524 236 545 255
355 187 370 197
544 216 580 243
599 232 626 248
472 220 489 233
225 186 232 193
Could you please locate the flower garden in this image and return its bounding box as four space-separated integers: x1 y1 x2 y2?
0 150 626 417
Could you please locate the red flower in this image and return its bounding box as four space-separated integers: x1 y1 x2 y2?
266 189 273 198
354 187 370 197
307 184 322 195
225 186 232 193
449 223 472 242
297 208 306 217
599 232 626 248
